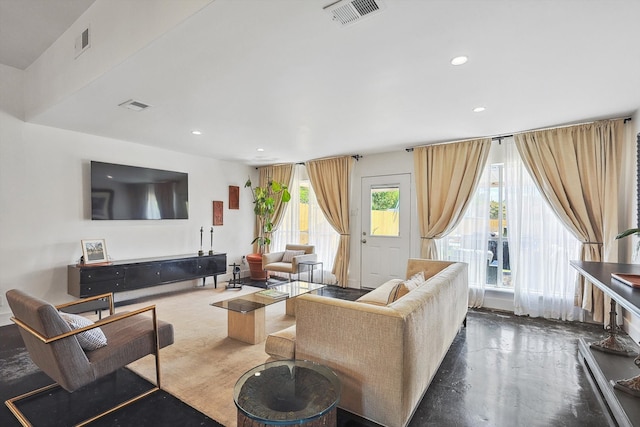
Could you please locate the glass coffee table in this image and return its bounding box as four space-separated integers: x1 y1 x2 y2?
234 360 341 426
211 281 324 344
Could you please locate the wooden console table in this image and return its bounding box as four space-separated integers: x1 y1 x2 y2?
571 261 640 427
68 253 227 298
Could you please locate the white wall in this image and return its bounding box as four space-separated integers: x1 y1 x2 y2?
0 63 256 325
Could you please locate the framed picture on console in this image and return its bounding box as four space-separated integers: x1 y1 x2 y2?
81 239 109 265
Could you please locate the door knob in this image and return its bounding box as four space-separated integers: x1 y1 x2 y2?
361 239 367 243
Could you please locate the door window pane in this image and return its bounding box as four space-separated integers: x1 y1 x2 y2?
370 186 400 236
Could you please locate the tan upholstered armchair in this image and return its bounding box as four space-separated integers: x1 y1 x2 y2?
262 244 317 281
5 289 174 426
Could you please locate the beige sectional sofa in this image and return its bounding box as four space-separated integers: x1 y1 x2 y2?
292 259 468 427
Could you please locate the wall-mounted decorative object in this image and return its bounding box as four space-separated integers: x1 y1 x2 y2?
213 201 224 225
229 186 239 209
81 239 109 265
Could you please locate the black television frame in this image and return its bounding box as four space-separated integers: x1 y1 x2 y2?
90 161 189 220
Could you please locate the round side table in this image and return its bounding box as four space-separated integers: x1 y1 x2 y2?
234 360 341 426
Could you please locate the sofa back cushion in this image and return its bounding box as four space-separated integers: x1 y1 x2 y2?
285 244 315 255
282 249 305 263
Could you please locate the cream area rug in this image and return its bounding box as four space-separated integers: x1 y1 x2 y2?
121 285 295 427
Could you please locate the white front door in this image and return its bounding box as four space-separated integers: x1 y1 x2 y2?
360 174 411 289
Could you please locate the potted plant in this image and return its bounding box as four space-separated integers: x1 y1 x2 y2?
616 228 640 261
245 177 291 280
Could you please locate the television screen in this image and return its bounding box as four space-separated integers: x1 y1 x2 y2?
91 161 189 220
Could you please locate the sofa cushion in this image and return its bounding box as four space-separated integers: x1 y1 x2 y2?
356 279 403 306
59 312 107 351
282 250 305 263
387 272 425 304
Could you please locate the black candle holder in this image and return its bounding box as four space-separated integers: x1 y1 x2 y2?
209 227 214 255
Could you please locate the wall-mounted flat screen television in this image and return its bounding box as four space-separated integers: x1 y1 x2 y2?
91 161 189 220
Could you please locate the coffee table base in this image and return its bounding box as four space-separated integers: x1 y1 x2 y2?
228 308 265 344
238 407 336 427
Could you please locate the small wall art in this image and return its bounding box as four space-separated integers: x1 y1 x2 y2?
213 201 224 225
229 185 239 209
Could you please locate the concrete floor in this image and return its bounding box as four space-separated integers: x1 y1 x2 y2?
411 309 610 427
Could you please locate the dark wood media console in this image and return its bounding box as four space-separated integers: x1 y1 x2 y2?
68 253 227 298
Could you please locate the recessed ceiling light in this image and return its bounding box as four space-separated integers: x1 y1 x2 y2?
257 148 264 152
451 56 468 66
473 106 486 113
191 130 202 135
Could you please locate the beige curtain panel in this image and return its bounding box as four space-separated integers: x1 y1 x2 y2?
414 138 492 259
306 156 354 287
514 119 624 323
256 164 294 253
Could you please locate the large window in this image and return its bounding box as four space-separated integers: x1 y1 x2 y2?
438 139 581 320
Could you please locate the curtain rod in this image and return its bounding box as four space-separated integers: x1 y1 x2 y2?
405 116 633 152
260 154 363 168
298 154 362 164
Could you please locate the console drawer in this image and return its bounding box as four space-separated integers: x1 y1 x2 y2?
80 266 124 283
79 279 123 297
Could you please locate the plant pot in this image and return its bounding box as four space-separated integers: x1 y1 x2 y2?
246 253 267 280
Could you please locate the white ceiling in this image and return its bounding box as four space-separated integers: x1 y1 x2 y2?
2 0 640 166
0 0 97 70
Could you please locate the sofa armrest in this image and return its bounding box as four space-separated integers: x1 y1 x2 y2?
12 304 160 345
406 258 454 280
291 253 317 270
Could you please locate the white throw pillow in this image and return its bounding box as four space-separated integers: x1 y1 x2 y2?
282 250 305 263
403 271 425 290
59 312 107 351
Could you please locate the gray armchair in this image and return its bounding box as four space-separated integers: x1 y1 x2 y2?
5 289 174 426
262 244 317 281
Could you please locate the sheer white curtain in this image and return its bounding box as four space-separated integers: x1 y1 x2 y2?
307 182 340 282
271 165 301 249
504 138 582 321
272 164 340 284
436 165 491 307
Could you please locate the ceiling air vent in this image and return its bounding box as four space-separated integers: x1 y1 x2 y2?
118 99 151 112
323 0 385 26
74 27 91 58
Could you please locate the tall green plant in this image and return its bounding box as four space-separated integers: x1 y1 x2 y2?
616 228 640 240
245 177 291 252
